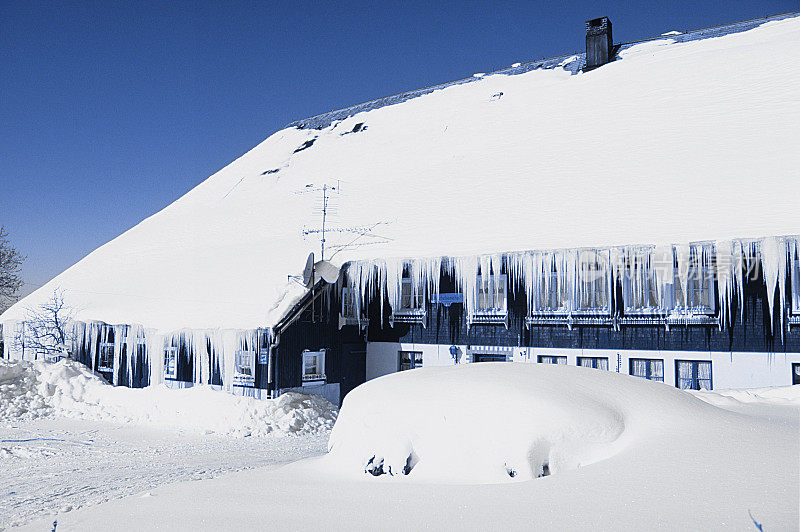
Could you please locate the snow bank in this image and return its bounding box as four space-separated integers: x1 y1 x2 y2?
326 363 718 484
691 384 800 408
0 359 336 436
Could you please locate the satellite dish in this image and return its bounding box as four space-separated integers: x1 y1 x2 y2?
313 260 340 284
302 252 315 287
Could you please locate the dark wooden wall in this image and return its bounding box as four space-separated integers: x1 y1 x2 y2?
367 264 800 354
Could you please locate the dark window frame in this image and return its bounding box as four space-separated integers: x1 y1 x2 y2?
629 358 664 382
577 356 609 370
537 355 567 365
675 359 713 391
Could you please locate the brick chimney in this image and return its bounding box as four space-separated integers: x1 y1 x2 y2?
585 17 614 71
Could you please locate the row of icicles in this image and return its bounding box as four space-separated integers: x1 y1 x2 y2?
343 237 798 331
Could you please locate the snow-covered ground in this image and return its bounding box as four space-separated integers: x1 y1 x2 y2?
10 363 799 531
0 359 335 529
0 418 328 530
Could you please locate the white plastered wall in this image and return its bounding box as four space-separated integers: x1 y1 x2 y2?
365 341 800 389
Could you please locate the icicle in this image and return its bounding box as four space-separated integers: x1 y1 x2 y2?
453 255 479 325
733 241 745 323
760 236 786 334
715 240 734 327
674 244 690 309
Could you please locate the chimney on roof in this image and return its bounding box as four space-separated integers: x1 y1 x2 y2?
585 16 613 71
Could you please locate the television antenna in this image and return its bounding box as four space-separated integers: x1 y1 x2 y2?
295 180 391 261
294 181 341 261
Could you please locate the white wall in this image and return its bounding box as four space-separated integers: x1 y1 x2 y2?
365 342 800 390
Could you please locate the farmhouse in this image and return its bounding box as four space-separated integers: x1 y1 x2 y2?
2 13 800 403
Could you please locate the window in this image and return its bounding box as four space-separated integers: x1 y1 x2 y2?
675 360 712 390
672 244 714 314
575 250 611 313
538 355 567 365
233 350 255 387
577 356 608 370
302 350 326 382
476 274 507 314
399 279 425 311
629 358 664 382
791 242 799 315
534 250 610 314
536 267 570 313
341 287 358 319
98 342 114 372
792 363 800 385
164 347 178 379
398 351 423 371
621 248 664 314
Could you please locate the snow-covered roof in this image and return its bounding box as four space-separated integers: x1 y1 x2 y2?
3 12 800 332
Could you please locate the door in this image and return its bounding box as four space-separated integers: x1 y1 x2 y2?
340 346 366 402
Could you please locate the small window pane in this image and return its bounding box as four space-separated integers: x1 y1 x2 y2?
98 343 114 371
164 347 178 379
399 351 422 371
578 356 608 370
341 288 357 318
400 280 424 310
538 355 566 365
630 358 663 382
675 360 712 390
476 275 507 312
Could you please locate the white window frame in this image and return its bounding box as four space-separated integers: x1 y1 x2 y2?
574 250 612 315
233 350 256 387
392 278 427 325
474 274 508 316
301 349 326 383
341 287 358 320
164 346 178 379
98 342 115 372
669 244 715 316
621 248 667 316
532 251 611 316
399 278 425 312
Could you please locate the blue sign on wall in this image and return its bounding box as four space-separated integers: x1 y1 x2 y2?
259 350 269 364
432 293 464 306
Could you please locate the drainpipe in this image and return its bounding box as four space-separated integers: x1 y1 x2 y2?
268 331 280 399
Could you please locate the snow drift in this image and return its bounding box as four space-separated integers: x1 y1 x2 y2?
2 14 800 333
0 359 336 436
326 363 749 484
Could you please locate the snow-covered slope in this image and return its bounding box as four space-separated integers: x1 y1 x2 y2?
3 14 799 332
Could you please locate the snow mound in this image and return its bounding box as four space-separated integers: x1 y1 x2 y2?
0 359 337 436
691 384 800 408
326 363 717 484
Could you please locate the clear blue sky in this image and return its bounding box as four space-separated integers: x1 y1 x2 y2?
2 0 796 298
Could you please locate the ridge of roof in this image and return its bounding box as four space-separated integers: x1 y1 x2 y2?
287 11 800 131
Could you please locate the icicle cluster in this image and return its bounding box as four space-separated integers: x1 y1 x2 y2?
343 236 798 329
1 236 795 390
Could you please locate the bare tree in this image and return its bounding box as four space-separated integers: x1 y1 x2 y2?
15 290 75 360
0 226 24 313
